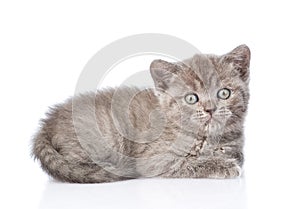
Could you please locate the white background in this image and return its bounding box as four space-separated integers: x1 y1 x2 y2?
1 1 299 209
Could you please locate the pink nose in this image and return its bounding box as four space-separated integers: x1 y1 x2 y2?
204 107 217 115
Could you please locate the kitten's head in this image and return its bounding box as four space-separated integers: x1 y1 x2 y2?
150 45 250 137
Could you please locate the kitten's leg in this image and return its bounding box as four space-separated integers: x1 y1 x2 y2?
159 157 242 179
178 156 242 179
194 158 242 179
190 146 244 178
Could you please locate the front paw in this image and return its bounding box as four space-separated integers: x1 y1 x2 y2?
193 159 242 179
208 163 242 179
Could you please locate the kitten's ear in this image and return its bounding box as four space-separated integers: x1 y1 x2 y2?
224 44 251 82
150 59 179 90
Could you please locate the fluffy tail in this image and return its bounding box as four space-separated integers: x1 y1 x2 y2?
32 128 129 183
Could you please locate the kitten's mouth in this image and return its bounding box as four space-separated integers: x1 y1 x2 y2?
204 116 213 126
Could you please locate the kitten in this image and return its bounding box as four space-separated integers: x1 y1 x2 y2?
32 45 250 183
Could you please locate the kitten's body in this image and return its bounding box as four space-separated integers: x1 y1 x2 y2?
32 45 250 183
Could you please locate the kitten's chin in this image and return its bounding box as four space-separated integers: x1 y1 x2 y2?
204 119 225 137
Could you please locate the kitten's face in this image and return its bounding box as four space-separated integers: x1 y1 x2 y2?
150 45 250 137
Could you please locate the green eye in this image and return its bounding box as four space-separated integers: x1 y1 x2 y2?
185 93 199 104
217 88 231 100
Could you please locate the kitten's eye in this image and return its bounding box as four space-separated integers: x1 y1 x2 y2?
184 93 199 104
217 88 231 100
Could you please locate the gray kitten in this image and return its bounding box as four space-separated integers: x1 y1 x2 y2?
32 45 250 183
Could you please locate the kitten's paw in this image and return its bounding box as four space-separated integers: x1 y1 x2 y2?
207 163 242 179
186 158 243 179
227 164 242 178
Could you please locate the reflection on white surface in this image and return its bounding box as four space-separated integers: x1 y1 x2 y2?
39 177 246 209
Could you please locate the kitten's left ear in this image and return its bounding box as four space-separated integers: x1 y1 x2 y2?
224 44 251 82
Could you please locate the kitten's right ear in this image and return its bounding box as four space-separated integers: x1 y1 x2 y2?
224 45 251 82
150 59 179 90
